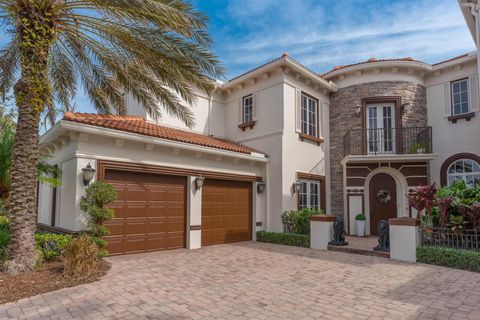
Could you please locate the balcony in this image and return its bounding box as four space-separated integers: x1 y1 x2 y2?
344 127 433 157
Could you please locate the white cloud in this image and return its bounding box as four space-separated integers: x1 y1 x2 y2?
216 0 475 78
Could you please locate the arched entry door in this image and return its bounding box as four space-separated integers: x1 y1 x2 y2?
369 173 397 235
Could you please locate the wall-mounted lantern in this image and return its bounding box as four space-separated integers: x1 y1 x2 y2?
81 162 96 186
257 181 266 194
354 104 362 117
293 180 302 194
195 176 205 190
402 102 411 116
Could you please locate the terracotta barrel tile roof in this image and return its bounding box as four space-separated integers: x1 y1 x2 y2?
321 57 425 77
63 112 264 155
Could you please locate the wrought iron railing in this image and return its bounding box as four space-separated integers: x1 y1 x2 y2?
420 227 480 251
344 126 432 156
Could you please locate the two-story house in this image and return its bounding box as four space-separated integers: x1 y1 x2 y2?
37 1 480 254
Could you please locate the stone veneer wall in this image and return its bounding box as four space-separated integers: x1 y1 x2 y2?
329 81 427 218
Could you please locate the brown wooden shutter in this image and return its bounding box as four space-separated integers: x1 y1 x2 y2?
295 89 302 133
469 75 479 112
442 82 451 117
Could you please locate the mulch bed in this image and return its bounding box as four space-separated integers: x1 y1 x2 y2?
0 259 110 304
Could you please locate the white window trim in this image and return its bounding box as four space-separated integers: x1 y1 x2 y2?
447 159 480 186
242 94 253 124
451 78 470 116
300 93 318 137
299 179 320 210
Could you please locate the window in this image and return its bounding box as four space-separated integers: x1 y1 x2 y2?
242 95 253 124
447 159 480 186
301 93 318 137
299 179 320 210
451 79 469 116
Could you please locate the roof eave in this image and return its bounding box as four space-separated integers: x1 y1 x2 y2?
223 56 337 92
431 52 477 70
42 120 268 162
459 0 477 46
323 60 432 79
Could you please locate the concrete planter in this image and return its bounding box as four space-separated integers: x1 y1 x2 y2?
356 220 366 237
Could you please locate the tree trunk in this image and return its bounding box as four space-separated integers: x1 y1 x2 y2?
7 88 41 273
7 3 56 274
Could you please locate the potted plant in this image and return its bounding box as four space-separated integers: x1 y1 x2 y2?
355 213 366 237
408 142 427 154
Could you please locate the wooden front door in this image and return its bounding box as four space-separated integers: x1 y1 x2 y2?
201 179 252 246
369 173 397 235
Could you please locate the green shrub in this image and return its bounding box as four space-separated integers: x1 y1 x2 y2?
0 215 10 265
63 235 99 280
281 207 323 235
35 233 73 261
417 246 480 272
80 181 117 256
355 213 366 221
256 231 310 248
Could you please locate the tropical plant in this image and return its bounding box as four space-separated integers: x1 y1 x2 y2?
449 215 465 234
0 105 61 203
79 181 117 256
434 187 453 227
0 0 222 273
281 207 322 235
407 184 437 218
0 106 15 201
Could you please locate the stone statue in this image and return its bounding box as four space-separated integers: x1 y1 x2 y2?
328 219 348 246
374 220 390 252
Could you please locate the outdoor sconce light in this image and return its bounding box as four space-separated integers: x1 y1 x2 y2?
81 162 96 186
293 180 302 194
195 176 205 190
257 181 266 194
402 102 411 116
354 104 362 117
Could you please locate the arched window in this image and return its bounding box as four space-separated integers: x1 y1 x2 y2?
441 153 480 186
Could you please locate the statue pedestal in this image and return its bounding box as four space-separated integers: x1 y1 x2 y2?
389 217 420 263
310 215 336 250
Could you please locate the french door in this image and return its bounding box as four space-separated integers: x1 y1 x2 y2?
367 103 395 154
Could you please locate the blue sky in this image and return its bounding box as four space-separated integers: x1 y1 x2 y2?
1 0 476 114
193 0 475 79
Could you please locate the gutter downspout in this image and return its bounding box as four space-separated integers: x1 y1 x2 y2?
265 159 271 231
208 84 217 136
464 2 480 90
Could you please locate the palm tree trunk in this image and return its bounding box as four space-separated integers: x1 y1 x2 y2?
7 86 41 273
7 3 55 274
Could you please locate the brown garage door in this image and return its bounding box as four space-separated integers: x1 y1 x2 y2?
103 169 186 255
201 179 252 246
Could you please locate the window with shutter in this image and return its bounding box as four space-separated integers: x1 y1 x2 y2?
238 94 256 130
451 79 469 116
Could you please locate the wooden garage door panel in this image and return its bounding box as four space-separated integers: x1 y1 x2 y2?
201 179 252 246
104 169 186 255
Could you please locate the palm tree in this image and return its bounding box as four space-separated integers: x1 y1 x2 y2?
0 0 223 273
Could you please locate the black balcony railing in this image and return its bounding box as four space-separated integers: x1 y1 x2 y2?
344 126 432 156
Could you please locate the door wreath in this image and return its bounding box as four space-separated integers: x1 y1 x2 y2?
376 189 391 204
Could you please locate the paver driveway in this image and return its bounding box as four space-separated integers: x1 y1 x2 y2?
2 242 480 320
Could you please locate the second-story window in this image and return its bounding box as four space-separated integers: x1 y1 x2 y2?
301 93 318 137
451 79 469 116
242 95 253 124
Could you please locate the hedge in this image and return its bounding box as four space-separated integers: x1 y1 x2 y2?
417 246 480 272
256 231 310 248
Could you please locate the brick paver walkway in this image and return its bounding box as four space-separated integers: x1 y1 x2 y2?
1 242 480 319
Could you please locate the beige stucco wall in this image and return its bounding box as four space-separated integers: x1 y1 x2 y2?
426 59 480 185
38 130 267 235
126 87 226 137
